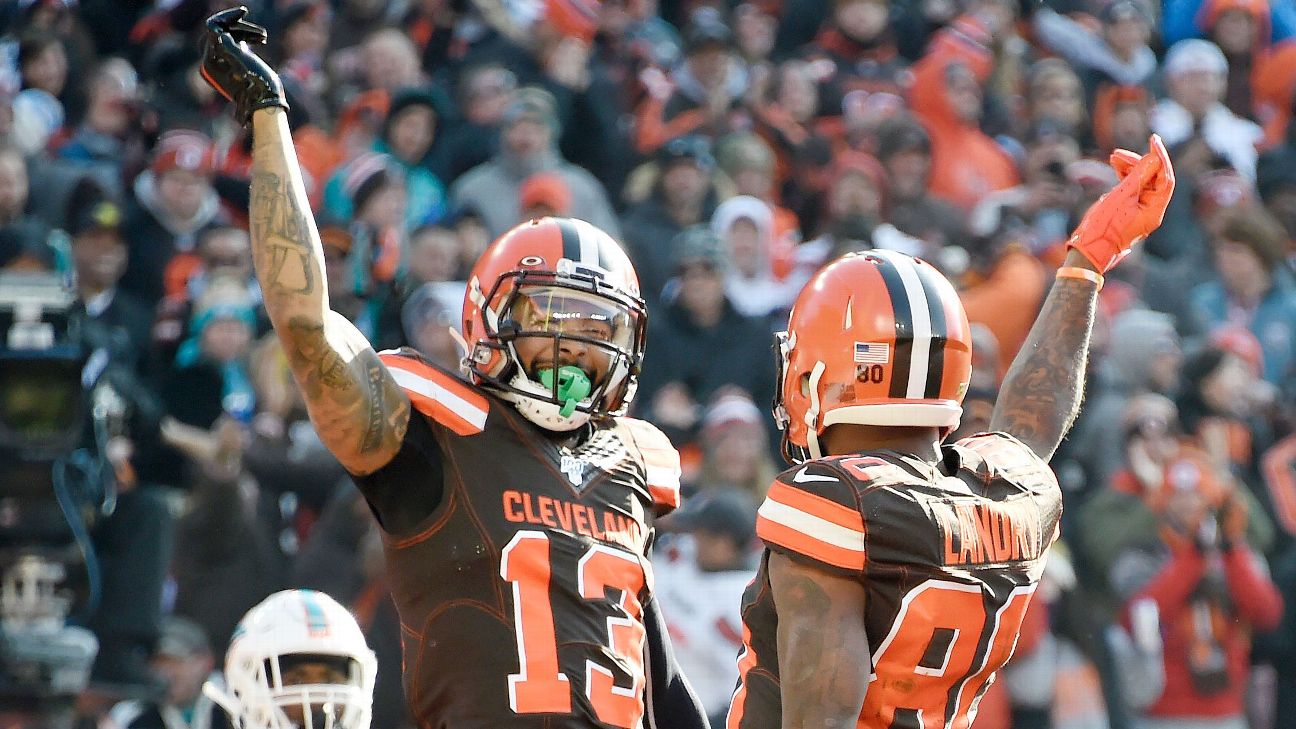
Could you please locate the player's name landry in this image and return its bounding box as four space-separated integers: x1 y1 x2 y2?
503 490 646 551
932 498 1050 566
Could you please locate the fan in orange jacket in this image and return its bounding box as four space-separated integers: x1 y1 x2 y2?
907 53 1019 211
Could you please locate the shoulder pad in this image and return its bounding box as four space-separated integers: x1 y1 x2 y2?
756 462 866 574
617 417 682 513
955 432 1056 486
378 349 489 436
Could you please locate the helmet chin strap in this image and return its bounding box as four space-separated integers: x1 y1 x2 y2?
804 361 826 460
447 327 470 358
503 370 594 431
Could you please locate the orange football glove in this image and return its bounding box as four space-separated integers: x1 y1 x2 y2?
1066 134 1175 273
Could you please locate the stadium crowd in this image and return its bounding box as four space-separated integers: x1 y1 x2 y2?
1 0 1295 727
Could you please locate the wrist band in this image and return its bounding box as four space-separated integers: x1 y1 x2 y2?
1055 266 1104 291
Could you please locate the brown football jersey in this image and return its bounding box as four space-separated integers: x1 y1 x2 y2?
727 432 1061 729
363 350 681 729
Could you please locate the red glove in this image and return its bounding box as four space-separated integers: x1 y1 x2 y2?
1066 134 1175 273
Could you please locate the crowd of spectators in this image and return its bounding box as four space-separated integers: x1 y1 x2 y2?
1 0 1295 727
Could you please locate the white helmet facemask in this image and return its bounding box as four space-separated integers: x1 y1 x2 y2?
207 654 369 729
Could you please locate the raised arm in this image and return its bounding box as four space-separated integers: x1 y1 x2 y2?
991 135 1174 461
987 248 1101 461
202 8 409 475
767 553 871 729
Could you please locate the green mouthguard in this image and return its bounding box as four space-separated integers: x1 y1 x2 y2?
537 365 593 417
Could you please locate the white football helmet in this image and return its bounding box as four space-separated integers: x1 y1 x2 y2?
204 590 377 729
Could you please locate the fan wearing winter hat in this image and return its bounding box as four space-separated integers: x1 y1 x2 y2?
373 88 449 227
1069 308 1184 493
159 273 260 436
68 188 154 370
1152 39 1264 179
450 85 621 238
693 389 779 499
517 171 572 220
121 130 229 306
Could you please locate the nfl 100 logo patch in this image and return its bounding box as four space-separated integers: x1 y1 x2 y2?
560 453 588 485
854 342 890 364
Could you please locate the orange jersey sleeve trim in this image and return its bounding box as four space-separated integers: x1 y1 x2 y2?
726 623 760 729
756 516 867 572
757 481 867 572
379 352 489 436
765 481 864 532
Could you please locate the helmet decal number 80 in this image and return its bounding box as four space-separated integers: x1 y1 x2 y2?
857 364 886 384
500 531 647 728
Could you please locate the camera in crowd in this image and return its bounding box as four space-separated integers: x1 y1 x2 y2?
0 271 117 713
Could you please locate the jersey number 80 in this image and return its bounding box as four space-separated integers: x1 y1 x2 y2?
864 580 1035 729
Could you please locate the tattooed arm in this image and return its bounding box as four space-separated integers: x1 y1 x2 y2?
990 136 1174 461
248 109 409 475
768 553 870 729
987 249 1099 462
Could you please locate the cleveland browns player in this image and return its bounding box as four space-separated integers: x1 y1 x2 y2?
200 9 707 728
727 137 1175 729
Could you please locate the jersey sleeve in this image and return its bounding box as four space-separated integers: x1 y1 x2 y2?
350 406 445 535
618 417 682 515
378 348 490 436
756 462 867 578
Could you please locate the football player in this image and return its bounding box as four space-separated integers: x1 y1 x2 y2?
199 8 707 728
205 589 377 729
726 137 1175 729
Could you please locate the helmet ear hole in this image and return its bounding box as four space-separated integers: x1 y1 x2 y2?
799 373 812 397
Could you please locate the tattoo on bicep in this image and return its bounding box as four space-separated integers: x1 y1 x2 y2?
285 319 354 399
360 359 387 452
283 317 408 457
777 570 865 727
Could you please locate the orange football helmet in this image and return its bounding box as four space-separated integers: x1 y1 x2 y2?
461 217 647 430
774 250 973 463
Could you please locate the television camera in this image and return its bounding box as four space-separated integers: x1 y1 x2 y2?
0 271 128 718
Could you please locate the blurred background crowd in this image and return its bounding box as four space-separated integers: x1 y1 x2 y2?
0 0 1295 727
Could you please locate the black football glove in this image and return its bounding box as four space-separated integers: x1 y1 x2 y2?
200 6 288 125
